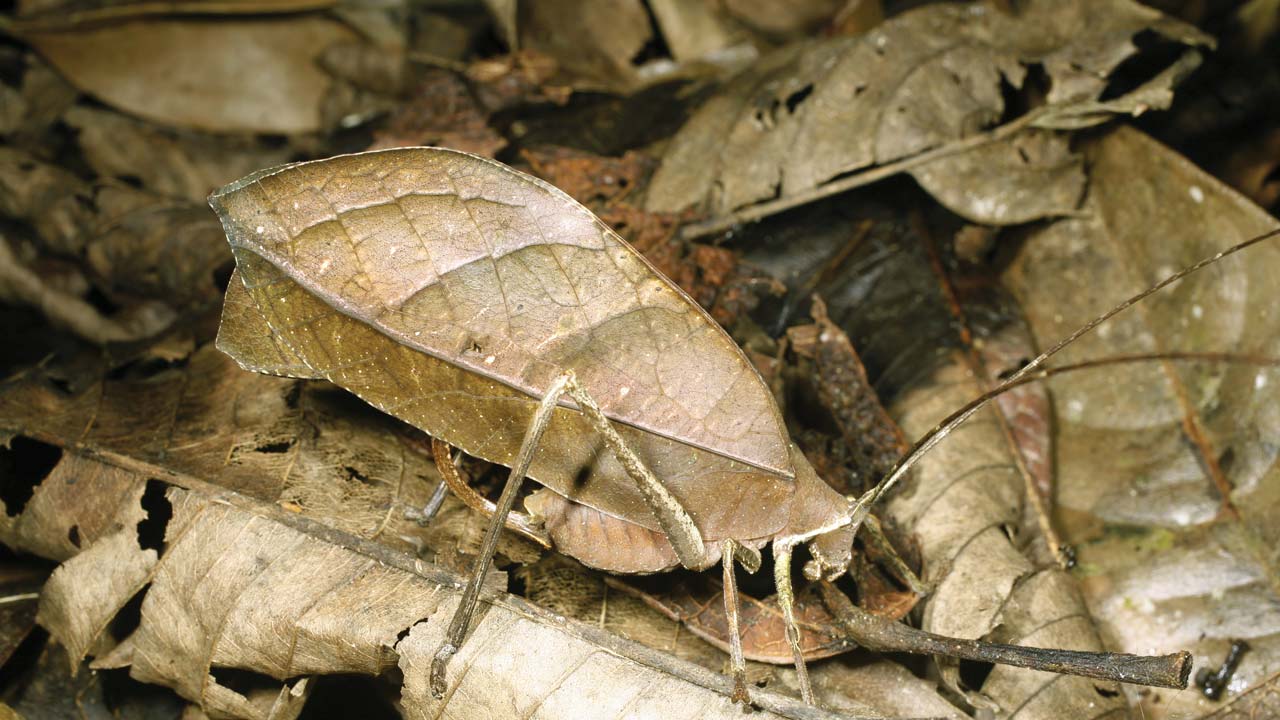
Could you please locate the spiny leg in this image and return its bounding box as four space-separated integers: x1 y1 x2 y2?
774 542 814 704
561 376 710 569
430 437 552 548
429 373 573 699
721 539 749 704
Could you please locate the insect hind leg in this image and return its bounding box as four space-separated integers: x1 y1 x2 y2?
430 372 575 699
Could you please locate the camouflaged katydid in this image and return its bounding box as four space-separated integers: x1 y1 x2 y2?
210 146 1278 707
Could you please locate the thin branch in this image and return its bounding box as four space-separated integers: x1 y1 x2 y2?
818 581 1191 689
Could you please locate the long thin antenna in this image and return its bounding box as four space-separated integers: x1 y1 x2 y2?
849 226 1280 527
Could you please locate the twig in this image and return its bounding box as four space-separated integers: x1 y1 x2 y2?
677 107 1049 241
818 580 1191 689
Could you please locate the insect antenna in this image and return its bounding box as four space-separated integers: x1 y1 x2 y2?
848 226 1280 531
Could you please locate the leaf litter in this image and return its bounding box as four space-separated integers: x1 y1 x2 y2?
1 0 1279 718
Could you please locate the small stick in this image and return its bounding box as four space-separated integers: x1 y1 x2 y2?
818 581 1192 689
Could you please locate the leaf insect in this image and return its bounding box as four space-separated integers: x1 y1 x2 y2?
209 147 1276 708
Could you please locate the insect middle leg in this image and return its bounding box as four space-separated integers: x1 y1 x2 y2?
773 541 815 704
719 538 767 704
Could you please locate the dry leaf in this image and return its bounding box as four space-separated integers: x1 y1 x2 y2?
517 0 653 93
22 16 362 134
0 417 850 719
645 0 1209 224
65 106 297 203
887 357 1125 718
1004 126 1280 719
721 0 843 37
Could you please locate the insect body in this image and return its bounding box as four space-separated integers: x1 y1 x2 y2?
211 147 856 703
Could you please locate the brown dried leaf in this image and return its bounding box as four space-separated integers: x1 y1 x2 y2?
1004 126 1280 718
0 395 845 719
888 355 1125 717
211 148 797 553
722 0 843 37
466 50 573 111
647 0 754 64
646 0 1208 224
21 16 362 134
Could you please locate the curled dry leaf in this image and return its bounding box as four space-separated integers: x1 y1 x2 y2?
646 0 1209 225
1004 126 1280 718
786 296 909 491
20 15 363 134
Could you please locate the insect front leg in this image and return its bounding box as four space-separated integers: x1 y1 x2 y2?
561 375 713 570
430 372 574 699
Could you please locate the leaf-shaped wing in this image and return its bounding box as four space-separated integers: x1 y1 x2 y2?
211 147 795 547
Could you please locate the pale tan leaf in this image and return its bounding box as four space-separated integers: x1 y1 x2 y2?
35 470 155 671
22 17 360 134
1004 126 1280 718
887 357 1123 717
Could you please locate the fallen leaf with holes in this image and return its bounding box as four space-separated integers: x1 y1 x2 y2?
646 0 1209 225
0 352 851 720
1004 126 1280 719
